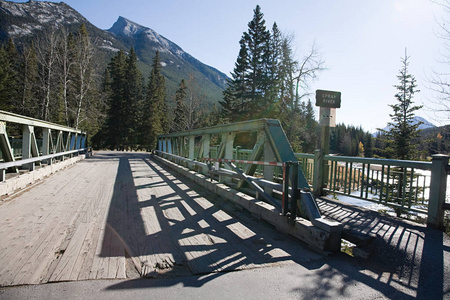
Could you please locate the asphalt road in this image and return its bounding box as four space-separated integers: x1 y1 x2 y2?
0 255 415 300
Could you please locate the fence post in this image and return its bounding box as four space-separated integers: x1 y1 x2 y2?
263 140 275 195
201 134 210 175
427 154 449 230
221 132 235 183
313 149 324 196
188 136 195 169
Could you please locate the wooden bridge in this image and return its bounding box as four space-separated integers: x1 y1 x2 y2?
0 112 449 299
0 151 322 285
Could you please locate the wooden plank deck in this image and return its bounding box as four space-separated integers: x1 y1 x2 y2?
0 151 320 286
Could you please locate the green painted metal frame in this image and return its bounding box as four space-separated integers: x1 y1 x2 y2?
0 110 87 174
158 119 309 188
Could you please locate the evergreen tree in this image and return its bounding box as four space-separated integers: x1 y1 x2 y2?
300 99 319 153
17 42 39 117
142 51 166 150
173 79 187 132
0 39 20 112
220 37 250 122
381 51 422 160
364 133 374 157
261 22 282 118
104 48 143 150
123 48 143 149
221 5 272 121
0 43 14 111
106 50 127 150
244 5 271 117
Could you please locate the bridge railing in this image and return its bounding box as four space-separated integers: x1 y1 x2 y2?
159 122 448 230
156 119 344 252
0 110 88 181
321 155 432 213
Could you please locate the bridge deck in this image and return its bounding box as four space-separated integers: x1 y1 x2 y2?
0 151 320 287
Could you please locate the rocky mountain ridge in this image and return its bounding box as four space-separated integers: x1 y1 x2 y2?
0 0 228 104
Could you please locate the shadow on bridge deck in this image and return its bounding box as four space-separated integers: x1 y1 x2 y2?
97 151 321 281
0 151 448 299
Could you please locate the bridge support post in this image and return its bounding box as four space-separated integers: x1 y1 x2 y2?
162 138 167 153
0 122 15 163
22 125 39 170
201 134 210 175
221 132 235 183
313 149 324 196
263 140 275 196
158 138 162 152
188 136 195 169
167 138 172 154
42 128 52 164
427 154 449 230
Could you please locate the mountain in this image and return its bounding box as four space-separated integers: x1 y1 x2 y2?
0 0 228 105
411 116 436 130
373 116 437 136
107 16 228 102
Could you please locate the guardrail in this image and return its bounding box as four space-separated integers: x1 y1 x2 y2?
157 119 449 230
322 155 432 213
0 148 90 181
0 110 88 180
156 119 344 252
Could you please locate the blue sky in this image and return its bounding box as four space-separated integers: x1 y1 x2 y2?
8 0 448 131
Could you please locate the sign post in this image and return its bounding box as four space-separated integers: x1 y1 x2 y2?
314 89 341 196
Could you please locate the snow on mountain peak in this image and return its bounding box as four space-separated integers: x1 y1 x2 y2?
108 16 146 37
0 1 87 36
108 16 185 57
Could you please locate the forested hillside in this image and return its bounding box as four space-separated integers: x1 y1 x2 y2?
0 1 446 159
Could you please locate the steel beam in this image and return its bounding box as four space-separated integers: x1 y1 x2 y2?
0 110 83 133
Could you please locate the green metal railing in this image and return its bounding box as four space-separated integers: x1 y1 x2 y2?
323 155 433 214
0 110 88 179
157 119 449 230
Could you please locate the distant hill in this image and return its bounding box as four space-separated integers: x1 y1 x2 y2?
0 0 228 105
373 116 437 137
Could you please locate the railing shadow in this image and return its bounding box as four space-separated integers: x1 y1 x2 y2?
311 198 449 299
98 152 323 288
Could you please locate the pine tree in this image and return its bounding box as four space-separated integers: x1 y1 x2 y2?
244 5 271 117
106 50 127 150
364 133 373 157
142 51 166 150
262 22 282 118
173 79 187 132
221 5 272 122
0 39 20 112
300 99 319 153
0 42 14 111
123 48 143 149
221 37 250 122
18 42 39 117
382 51 422 160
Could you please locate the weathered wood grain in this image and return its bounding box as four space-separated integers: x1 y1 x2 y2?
0 151 318 287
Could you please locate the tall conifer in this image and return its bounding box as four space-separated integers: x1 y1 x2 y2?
142 51 166 150
173 79 187 132
381 51 422 160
